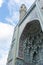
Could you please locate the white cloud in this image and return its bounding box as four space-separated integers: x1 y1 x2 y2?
8 0 17 15
0 0 4 7
14 0 35 5
5 12 19 25
8 0 35 14
0 22 14 65
0 54 7 65
0 22 14 39
5 17 15 26
11 12 19 22
14 0 20 3
0 49 8 65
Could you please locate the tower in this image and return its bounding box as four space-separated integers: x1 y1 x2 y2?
19 4 27 21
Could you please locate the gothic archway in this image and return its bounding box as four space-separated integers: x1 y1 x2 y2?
18 20 43 65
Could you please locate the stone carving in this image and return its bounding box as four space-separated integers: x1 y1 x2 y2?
23 32 43 65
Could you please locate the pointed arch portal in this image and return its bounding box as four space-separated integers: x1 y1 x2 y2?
19 20 42 41
18 20 43 65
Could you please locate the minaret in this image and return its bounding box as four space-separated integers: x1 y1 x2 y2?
19 4 27 21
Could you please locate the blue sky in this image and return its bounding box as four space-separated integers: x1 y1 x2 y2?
0 0 35 65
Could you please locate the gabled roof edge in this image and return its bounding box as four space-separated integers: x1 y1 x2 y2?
18 1 36 26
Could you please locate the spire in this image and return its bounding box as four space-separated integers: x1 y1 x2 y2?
19 4 27 21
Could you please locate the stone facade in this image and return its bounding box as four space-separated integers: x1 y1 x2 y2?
6 0 43 65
